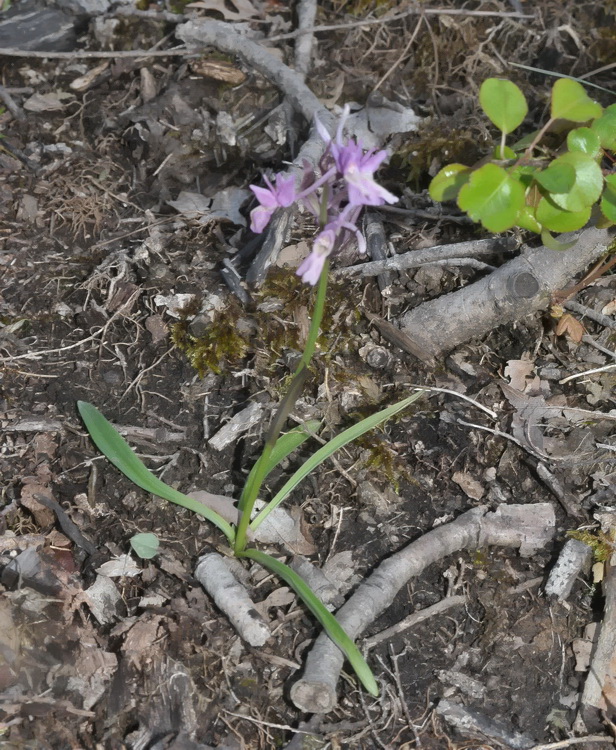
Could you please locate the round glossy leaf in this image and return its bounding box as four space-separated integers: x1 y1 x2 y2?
515 205 542 233
428 163 470 202
457 163 525 232
130 532 160 559
548 152 603 212
479 78 528 135
536 196 591 232
509 163 539 189
600 174 616 223
566 127 601 156
492 144 517 160
534 162 576 193
590 112 616 150
550 79 603 123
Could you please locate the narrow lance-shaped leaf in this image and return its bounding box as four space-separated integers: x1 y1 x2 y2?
242 420 321 506
77 401 236 544
250 392 423 531
239 548 379 697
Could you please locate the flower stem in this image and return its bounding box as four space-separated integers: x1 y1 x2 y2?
234 261 330 554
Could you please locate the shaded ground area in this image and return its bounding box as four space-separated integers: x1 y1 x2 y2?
1 0 615 747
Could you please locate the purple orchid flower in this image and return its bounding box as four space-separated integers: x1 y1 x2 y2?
250 103 398 285
249 173 297 233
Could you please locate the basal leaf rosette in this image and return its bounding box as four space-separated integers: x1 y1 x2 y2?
600 174 616 223
429 164 471 202
479 79 528 134
545 152 603 213
550 79 603 123
457 163 525 232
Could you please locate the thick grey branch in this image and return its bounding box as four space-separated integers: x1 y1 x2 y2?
395 226 614 360
290 504 555 713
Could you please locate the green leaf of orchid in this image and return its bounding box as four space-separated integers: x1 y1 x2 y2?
250 392 423 531
550 79 603 122
239 548 379 697
77 401 236 545
457 163 525 232
479 78 528 135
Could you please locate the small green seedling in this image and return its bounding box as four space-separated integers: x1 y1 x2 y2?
130 532 160 560
430 78 616 248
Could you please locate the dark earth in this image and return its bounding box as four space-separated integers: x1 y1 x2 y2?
1 0 615 748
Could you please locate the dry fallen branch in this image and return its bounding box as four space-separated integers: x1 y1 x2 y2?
176 18 336 285
290 503 555 713
194 553 271 647
395 226 615 360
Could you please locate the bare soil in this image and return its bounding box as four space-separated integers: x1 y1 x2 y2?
1 1 615 748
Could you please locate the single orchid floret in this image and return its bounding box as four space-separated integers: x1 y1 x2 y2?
249 173 297 233
340 147 399 207
316 104 398 208
297 227 337 285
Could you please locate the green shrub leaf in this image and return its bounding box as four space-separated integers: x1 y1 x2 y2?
590 112 616 151
479 78 528 134
534 162 576 193
566 127 601 156
600 174 616 223
457 164 525 232
492 144 517 160
536 196 591 232
547 152 603 212
550 79 603 122
540 229 578 251
428 164 470 202
130 532 160 559
515 205 542 233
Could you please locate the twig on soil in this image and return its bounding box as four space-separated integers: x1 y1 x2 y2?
0 84 25 120
266 7 534 44
395 226 615 361
544 538 593 601
0 46 194 59
176 18 337 287
335 237 516 278
0 296 137 363
565 301 616 332
364 594 466 650
435 698 538 749
577 512 616 732
194 552 271 647
33 494 97 555
405 385 498 420
559 362 616 385
363 213 394 292
289 503 555 713
294 0 318 79
529 736 615 749
580 335 616 360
